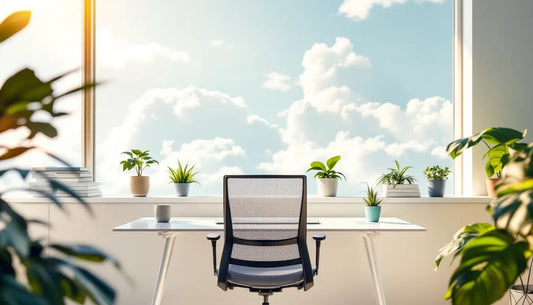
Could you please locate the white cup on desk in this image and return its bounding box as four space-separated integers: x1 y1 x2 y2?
155 204 171 222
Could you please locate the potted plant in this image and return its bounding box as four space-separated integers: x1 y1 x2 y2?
423 165 451 197
306 155 345 197
377 160 419 197
120 149 159 197
446 127 527 196
168 160 199 197
435 143 533 305
363 183 383 222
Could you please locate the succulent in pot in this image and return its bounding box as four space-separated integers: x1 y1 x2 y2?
306 155 345 197
120 149 159 197
363 183 383 222
423 165 451 197
168 160 199 197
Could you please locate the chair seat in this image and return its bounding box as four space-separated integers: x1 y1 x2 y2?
227 264 306 289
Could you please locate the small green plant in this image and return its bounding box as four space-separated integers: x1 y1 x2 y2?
306 155 345 179
120 149 159 176
423 165 451 180
168 160 199 184
377 160 416 187
363 183 383 206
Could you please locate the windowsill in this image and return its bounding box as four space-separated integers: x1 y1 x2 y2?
6 195 492 205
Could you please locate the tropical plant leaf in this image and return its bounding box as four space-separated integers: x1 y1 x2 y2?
0 274 47 305
50 244 120 268
0 68 53 107
435 223 493 269
0 146 35 161
309 161 327 172
489 190 533 235
0 11 31 43
445 229 529 305
326 155 341 170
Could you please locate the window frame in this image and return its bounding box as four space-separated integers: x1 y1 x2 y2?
81 0 465 194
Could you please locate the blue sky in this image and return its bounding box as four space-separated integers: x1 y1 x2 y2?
89 0 453 196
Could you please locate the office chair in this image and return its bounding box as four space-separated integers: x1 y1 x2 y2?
207 175 326 305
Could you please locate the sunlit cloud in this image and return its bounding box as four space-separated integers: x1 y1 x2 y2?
339 0 407 21
262 72 292 91
208 39 234 50
338 0 446 21
97 28 190 69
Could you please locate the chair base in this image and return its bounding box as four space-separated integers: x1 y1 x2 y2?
259 291 273 305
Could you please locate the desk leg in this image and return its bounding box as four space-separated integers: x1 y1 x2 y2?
151 232 177 305
362 232 387 305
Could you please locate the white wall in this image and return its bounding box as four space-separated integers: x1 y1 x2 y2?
469 0 533 195
13 198 507 305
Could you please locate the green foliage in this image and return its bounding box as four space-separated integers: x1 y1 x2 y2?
362 183 382 206
306 155 345 180
0 11 118 304
446 127 527 178
168 160 199 184
120 149 159 176
438 143 533 305
435 223 493 269
445 230 529 305
423 165 451 180
377 160 416 187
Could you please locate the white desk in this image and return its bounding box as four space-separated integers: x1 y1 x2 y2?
114 217 425 305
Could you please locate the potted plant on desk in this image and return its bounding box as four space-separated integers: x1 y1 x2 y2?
363 183 383 222
423 165 451 197
306 155 345 197
168 160 199 197
377 160 419 197
120 149 159 197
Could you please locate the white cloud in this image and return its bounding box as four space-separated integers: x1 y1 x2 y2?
262 72 292 91
431 146 449 159
97 28 190 69
299 37 370 98
208 40 234 50
357 96 452 143
384 141 428 157
339 0 407 21
338 0 445 21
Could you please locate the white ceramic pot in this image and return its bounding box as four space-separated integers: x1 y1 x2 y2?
174 183 190 197
316 178 338 197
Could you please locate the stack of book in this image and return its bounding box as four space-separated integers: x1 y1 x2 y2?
29 167 102 198
383 184 420 198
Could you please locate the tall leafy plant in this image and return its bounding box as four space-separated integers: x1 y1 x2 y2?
436 143 533 305
0 11 119 304
446 127 527 178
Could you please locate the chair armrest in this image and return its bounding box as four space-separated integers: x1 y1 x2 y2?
312 233 326 275
207 233 221 276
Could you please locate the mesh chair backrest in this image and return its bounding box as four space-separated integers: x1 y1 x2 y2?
224 175 307 266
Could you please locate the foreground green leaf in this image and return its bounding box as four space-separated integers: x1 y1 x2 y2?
446 229 529 305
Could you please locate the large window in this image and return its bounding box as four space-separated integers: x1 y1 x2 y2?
94 0 453 196
0 1 83 192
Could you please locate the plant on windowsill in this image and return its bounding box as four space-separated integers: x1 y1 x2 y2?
446 127 527 196
120 149 159 197
363 183 383 222
0 11 119 304
423 165 451 197
435 142 533 305
306 155 345 197
168 160 199 197
377 160 419 198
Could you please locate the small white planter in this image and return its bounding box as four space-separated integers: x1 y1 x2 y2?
174 183 190 197
316 178 338 197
